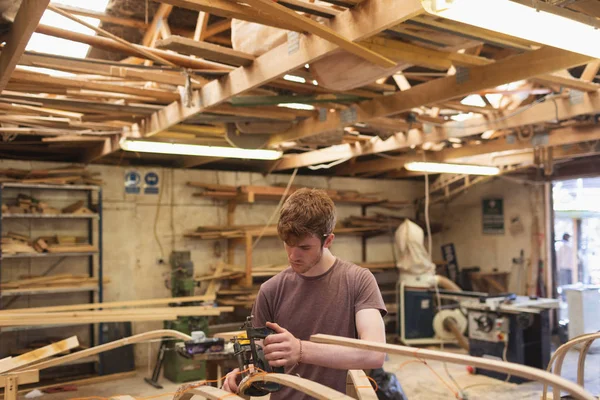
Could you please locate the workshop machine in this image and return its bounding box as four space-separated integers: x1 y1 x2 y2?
146 251 209 387
394 220 558 380
231 316 284 396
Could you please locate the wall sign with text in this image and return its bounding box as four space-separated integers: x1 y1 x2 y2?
482 198 505 234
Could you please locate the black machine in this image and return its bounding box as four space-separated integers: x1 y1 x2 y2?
231 316 284 396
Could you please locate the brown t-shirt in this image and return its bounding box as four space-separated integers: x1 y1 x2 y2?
251 258 387 400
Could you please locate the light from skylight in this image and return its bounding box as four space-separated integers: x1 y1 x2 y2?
460 95 486 107
26 0 110 60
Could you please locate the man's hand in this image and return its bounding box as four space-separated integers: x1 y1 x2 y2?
222 368 241 393
263 321 301 368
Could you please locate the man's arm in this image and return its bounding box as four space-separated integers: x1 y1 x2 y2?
264 308 386 370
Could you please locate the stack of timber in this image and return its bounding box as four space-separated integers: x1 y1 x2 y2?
343 214 444 235
0 296 232 328
188 182 386 204
1 274 109 291
1 233 97 255
1 233 37 254
0 167 103 185
2 197 95 216
185 224 391 240
0 335 80 374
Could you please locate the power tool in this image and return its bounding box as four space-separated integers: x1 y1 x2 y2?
231 316 284 396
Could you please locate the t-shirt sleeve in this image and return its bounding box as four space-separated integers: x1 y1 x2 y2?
355 268 387 317
251 287 274 328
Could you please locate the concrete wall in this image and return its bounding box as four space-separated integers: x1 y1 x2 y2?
429 177 546 294
0 159 423 366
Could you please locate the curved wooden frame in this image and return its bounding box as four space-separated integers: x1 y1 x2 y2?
346 370 377 400
172 385 246 400
10 329 191 373
238 373 355 399
542 331 600 400
311 334 596 400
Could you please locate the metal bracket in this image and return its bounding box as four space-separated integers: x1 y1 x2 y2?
531 132 549 147
569 90 584 106
340 106 357 124
287 32 300 55
318 107 327 122
455 67 470 84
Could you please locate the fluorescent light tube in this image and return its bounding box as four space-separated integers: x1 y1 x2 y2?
422 0 600 59
405 161 500 175
277 103 315 110
120 139 282 160
283 74 306 83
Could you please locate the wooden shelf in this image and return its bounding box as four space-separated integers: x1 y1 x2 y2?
1 183 100 191
185 225 388 240
1 323 90 332
2 213 98 219
2 252 97 259
194 191 385 205
0 284 98 297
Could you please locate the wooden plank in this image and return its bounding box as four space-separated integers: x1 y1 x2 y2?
156 36 255 67
157 0 299 30
35 24 233 71
142 4 173 47
11 371 135 394
0 0 50 92
239 0 395 68
0 294 216 314
194 12 210 41
533 74 600 92
10 70 179 103
0 336 79 373
0 370 39 389
581 60 600 82
13 330 191 372
50 4 149 30
140 0 425 137
48 4 175 67
174 387 246 400
311 335 595 400
268 47 594 146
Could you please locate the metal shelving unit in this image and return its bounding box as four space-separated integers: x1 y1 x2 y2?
0 182 103 371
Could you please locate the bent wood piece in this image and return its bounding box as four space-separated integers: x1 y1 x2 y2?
12 330 191 373
542 332 600 400
310 334 595 400
0 336 79 373
346 370 377 399
239 373 354 399
172 386 246 400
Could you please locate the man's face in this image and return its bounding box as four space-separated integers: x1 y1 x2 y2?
284 234 325 274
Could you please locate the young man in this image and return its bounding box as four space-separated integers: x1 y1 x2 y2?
223 188 387 398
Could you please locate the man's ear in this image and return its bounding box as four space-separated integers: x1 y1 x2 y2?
323 233 335 248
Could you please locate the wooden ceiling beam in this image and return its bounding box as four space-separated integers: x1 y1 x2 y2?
35 24 234 71
16 53 207 88
156 36 255 67
10 70 180 103
157 0 299 31
268 47 593 147
271 91 600 171
581 60 600 82
138 0 426 138
238 0 395 68
0 0 50 93
338 124 600 175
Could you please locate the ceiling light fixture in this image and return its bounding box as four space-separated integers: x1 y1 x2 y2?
277 103 315 111
422 0 600 58
283 74 306 84
405 161 500 175
120 139 282 160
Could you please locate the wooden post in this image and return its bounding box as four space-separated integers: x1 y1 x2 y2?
5 376 17 400
244 232 253 287
227 200 237 266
